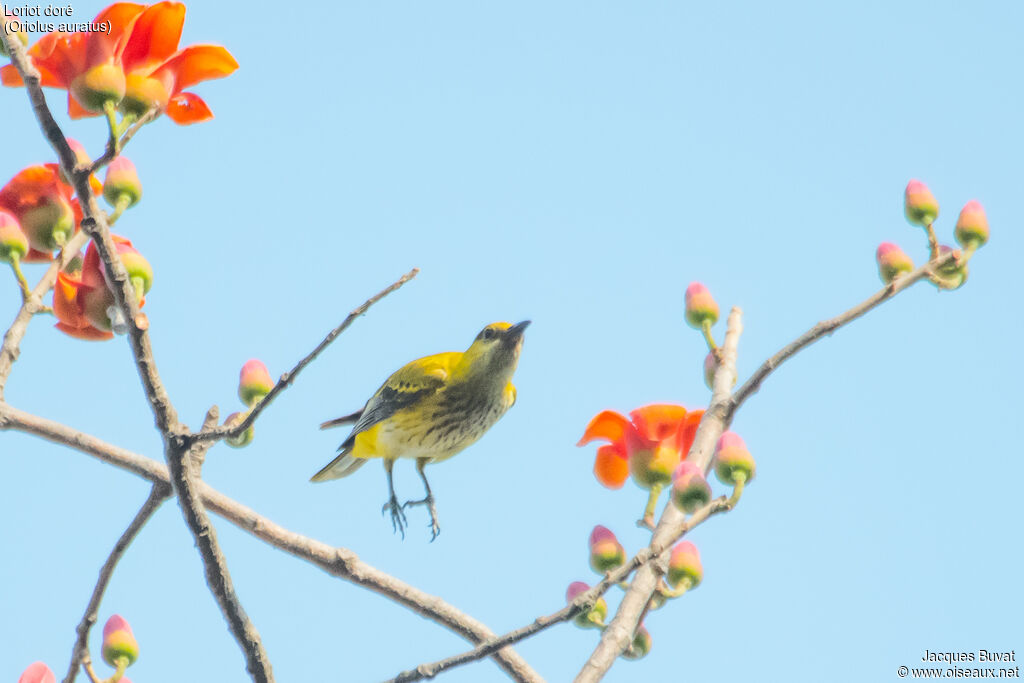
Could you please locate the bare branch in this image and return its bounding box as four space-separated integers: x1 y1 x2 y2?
193 267 420 444
0 403 542 683
727 255 951 419
384 495 734 683
87 108 160 176
62 484 170 683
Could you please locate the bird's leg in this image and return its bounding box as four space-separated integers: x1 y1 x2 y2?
403 457 440 540
380 458 406 538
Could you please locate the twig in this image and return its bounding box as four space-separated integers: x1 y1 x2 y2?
727 254 950 418
383 496 732 683
192 267 420 444
62 484 170 683
87 108 160 175
574 307 745 682
0 231 90 398
0 403 542 683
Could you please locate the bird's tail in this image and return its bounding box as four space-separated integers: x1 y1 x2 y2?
319 410 362 430
310 449 367 482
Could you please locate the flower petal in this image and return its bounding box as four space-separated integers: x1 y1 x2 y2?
679 409 704 456
154 45 238 92
594 444 629 489
165 91 213 124
119 2 185 73
68 90 102 119
577 409 631 447
55 320 114 340
93 2 148 62
629 404 689 443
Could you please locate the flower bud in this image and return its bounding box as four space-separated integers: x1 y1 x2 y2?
224 412 254 448
671 461 711 513
685 282 719 328
70 63 127 113
101 614 139 667
19 195 75 252
934 245 968 290
18 662 56 683
667 541 703 590
622 625 652 660
904 179 939 226
588 525 626 573
566 581 607 629
0 210 28 263
238 359 274 406
103 157 143 209
954 200 988 249
713 431 755 486
875 242 914 284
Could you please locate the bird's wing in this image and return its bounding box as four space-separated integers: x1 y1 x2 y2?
340 352 456 450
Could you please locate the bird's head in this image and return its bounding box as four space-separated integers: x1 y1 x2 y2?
462 320 530 379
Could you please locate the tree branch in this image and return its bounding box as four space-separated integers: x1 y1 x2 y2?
193 267 420 444
62 484 170 683
0 403 542 683
384 495 734 683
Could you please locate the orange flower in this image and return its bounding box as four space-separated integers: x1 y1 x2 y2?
0 164 100 261
53 235 150 341
2 2 237 125
578 404 704 489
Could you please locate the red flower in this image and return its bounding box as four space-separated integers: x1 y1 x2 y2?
578 404 704 489
0 164 100 260
53 235 150 341
2 2 238 125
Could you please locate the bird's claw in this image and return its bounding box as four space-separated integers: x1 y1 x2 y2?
382 495 407 539
402 495 441 541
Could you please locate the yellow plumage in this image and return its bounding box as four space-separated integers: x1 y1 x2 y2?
312 320 529 539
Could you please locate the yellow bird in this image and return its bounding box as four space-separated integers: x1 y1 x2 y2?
312 320 530 539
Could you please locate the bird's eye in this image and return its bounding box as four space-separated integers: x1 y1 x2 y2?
482 328 495 340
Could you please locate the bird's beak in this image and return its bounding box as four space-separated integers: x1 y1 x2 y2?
506 320 531 340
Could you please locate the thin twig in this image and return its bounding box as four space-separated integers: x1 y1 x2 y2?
87 108 160 175
192 267 420 444
0 403 541 683
0 231 90 398
62 484 170 683
727 254 950 418
383 496 733 683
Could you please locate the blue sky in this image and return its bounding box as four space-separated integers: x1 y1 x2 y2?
2 1 1022 681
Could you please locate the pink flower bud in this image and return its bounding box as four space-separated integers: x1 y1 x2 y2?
934 245 968 290
103 157 143 209
671 461 711 513
101 614 139 667
566 581 607 629
904 179 939 226
713 431 756 486
238 359 274 406
0 210 29 263
224 412 254 448
875 242 914 284
18 662 56 683
667 541 703 589
954 200 988 249
685 282 719 328
622 624 652 660
588 525 626 573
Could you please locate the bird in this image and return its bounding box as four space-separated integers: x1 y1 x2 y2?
311 320 530 540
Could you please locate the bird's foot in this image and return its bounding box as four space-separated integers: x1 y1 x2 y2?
381 494 407 539
403 495 441 541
